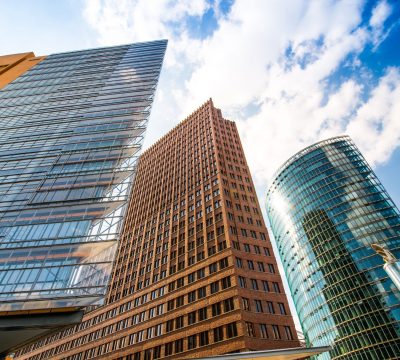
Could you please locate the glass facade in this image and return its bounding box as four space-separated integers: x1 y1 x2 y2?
266 136 400 359
0 40 167 312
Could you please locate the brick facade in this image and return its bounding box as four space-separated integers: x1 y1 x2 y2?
15 100 299 360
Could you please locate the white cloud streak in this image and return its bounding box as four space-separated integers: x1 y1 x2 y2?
83 0 398 193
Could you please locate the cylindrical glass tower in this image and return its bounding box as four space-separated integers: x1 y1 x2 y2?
266 136 400 359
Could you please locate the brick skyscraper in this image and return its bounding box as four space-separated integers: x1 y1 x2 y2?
16 100 299 360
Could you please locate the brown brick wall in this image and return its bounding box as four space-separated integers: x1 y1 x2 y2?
15 99 299 360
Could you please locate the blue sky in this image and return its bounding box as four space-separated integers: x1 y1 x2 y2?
2 0 398 208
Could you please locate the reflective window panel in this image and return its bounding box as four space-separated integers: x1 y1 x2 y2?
266 136 400 359
0 40 167 311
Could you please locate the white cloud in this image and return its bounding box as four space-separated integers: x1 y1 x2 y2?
347 68 400 166
82 0 400 194
84 0 208 44
369 1 392 47
370 0 391 28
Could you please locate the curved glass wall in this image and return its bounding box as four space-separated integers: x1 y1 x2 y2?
0 40 167 311
266 136 400 359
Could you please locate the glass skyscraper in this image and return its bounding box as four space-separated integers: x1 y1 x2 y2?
266 136 400 359
0 40 167 313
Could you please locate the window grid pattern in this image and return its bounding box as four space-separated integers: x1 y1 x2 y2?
17 100 299 360
267 136 400 359
0 40 167 311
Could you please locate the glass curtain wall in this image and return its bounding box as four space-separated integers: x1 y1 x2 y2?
266 136 400 359
0 40 167 311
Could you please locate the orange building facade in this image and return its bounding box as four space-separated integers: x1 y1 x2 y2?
0 52 45 89
16 100 299 360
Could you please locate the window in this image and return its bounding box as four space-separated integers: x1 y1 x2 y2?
235 257 243 268
209 262 217 273
278 303 287 315
208 245 216 255
197 268 205 279
200 331 209 346
199 307 208 321
198 286 206 299
232 241 240 250
272 325 281 339
188 272 195 283
144 349 151 360
284 326 294 340
153 346 161 359
176 295 184 307
165 342 173 356
242 297 250 311
246 322 255 337
244 244 250 252
218 240 227 250
177 277 184 288
176 316 184 329
260 324 268 338
212 302 222 316
266 301 275 314
255 300 263 313
137 330 144 342
251 278 258 290
157 304 164 315
222 276 231 289
214 326 224 342
166 320 174 332
262 280 270 292
155 324 162 336
148 307 156 318
188 311 196 325
219 257 228 269
257 262 265 272
238 276 246 288
210 281 220 294
273 282 281 293
175 339 183 353
188 290 196 303
268 264 275 273
188 335 197 349
264 247 271 256
224 298 234 312
226 322 238 338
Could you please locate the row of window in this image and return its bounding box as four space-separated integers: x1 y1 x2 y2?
21 272 233 355
238 276 281 293
242 297 287 315
115 213 225 278
110 230 229 299
57 323 239 360
235 257 275 272
233 241 271 255
245 322 294 340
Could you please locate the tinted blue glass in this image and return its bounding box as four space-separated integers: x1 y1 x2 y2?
266 136 400 359
0 40 167 311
